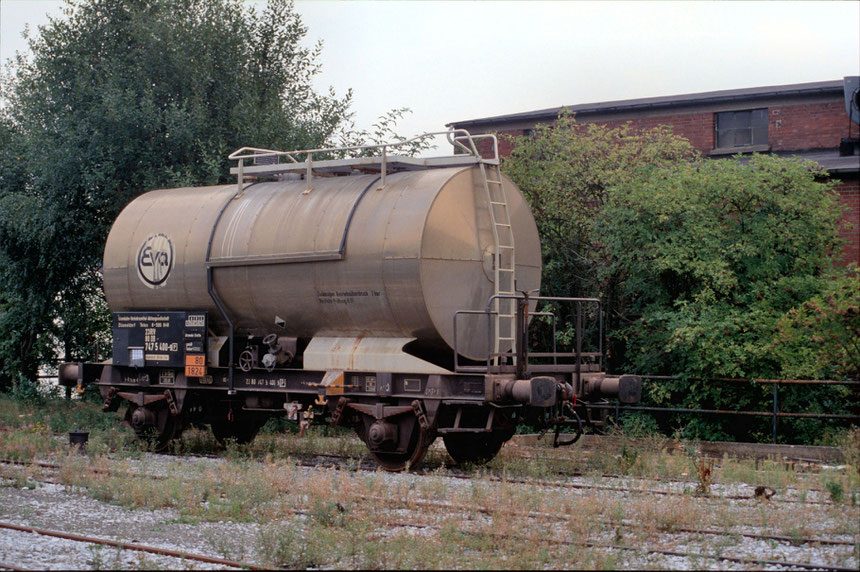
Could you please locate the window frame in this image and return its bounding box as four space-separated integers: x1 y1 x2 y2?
713 108 770 153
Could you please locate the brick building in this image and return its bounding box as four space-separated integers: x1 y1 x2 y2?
447 78 860 264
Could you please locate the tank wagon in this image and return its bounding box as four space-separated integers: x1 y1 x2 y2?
60 130 641 470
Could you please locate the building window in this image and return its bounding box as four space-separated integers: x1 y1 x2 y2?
715 109 768 149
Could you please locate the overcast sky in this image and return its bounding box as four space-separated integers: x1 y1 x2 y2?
2 1 859 152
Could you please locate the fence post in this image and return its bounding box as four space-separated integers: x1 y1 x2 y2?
772 382 779 443
64 339 71 400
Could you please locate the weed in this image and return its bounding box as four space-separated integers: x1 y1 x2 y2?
685 447 715 495
627 494 700 534
610 500 625 524
204 528 246 561
3 400 856 570
826 480 844 503
837 428 860 476
165 515 199 525
256 522 325 569
130 552 160 570
0 427 58 460
310 498 349 528
783 524 809 546
617 443 640 474
712 532 740 559
1 469 37 489
88 544 105 570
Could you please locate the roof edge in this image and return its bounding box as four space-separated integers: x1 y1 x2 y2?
448 79 847 128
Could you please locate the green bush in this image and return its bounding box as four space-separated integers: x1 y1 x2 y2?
505 116 856 444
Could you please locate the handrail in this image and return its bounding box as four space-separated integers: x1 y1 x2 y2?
641 375 860 386
228 129 498 164
228 129 499 194
453 294 603 374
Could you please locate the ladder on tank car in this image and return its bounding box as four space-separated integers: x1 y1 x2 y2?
228 129 517 365
479 162 517 366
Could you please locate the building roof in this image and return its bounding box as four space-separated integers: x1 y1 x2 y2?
776 150 859 174
447 80 845 129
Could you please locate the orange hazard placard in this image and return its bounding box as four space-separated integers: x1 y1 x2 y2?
185 354 206 377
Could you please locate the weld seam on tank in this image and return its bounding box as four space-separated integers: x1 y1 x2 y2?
206 175 381 268
339 175 382 254
205 181 261 394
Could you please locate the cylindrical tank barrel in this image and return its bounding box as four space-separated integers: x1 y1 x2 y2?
102 166 541 360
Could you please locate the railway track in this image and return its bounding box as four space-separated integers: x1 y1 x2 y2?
379 519 859 572
1 443 847 502
2 454 854 550
229 451 841 506
1 452 836 509
1 438 855 570
0 512 853 572
0 521 264 570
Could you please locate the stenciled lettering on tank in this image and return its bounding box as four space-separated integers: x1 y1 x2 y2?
317 289 381 305
136 233 174 288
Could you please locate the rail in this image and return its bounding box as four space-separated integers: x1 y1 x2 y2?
592 375 860 443
452 294 602 379
228 129 500 194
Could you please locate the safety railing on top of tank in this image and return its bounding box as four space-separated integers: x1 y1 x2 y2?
453 294 604 379
227 129 500 195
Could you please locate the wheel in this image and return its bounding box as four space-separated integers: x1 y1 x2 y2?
211 408 266 444
262 333 278 346
367 424 431 472
238 349 256 372
356 411 432 472
441 408 515 466
443 432 508 465
125 403 181 452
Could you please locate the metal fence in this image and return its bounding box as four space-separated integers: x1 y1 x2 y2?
590 376 860 443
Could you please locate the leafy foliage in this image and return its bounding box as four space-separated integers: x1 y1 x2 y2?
597 155 843 378
0 0 356 388
771 265 859 379
502 113 698 366
504 113 856 443
595 154 850 441
338 107 435 158
503 112 698 299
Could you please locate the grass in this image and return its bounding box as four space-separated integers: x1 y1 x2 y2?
42 452 673 568
1 392 858 569
4 442 857 568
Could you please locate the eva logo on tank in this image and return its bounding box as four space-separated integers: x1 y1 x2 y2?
137 233 173 288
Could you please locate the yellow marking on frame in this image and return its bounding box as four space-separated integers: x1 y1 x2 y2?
321 370 345 396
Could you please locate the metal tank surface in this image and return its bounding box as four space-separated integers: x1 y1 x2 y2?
102 166 541 362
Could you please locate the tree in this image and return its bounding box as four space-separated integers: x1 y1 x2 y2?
771 265 859 380
502 113 698 365
503 114 855 443
595 154 851 441
0 0 354 389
